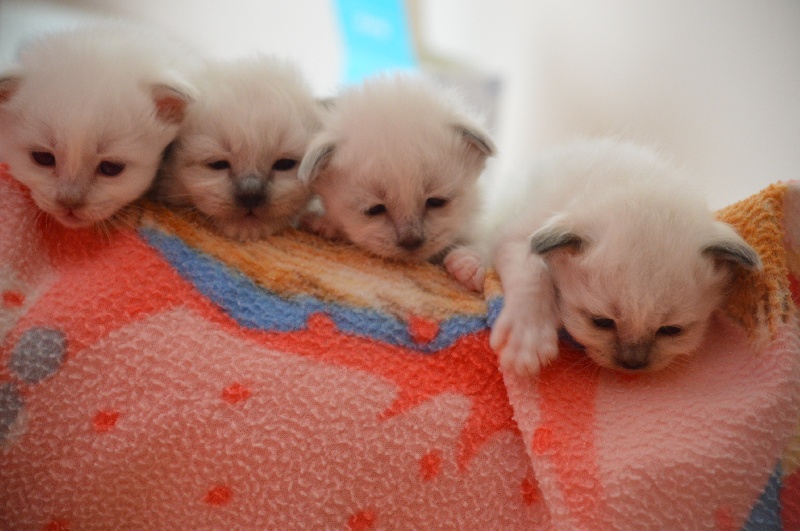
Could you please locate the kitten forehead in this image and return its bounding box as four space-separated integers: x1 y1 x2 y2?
179 55 318 166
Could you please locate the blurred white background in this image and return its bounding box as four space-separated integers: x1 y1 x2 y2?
1 0 798 208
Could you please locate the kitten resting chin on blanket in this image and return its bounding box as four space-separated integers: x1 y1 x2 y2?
0 24 195 229
483 138 762 375
298 75 494 290
157 55 319 241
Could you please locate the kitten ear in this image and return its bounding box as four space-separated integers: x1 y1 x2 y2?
454 124 495 159
0 73 22 104
299 140 335 185
702 221 762 270
530 220 585 255
151 83 194 125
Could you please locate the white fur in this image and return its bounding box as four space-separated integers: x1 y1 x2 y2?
298 74 494 280
484 138 762 374
157 55 318 241
0 24 196 229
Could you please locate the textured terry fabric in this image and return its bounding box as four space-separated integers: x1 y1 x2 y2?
0 161 798 530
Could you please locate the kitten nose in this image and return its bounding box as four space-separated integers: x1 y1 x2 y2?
235 176 267 210
236 191 266 210
398 235 425 251
57 192 85 211
614 342 652 371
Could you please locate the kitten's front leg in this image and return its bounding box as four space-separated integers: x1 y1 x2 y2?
443 245 485 293
490 238 560 375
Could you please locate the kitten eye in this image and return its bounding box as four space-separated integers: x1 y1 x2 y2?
425 197 449 209
364 204 387 216
657 325 683 337
31 151 56 167
272 158 297 171
97 161 125 177
591 317 616 330
207 160 231 170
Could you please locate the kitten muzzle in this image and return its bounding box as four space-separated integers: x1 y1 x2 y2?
614 341 653 371
234 175 268 210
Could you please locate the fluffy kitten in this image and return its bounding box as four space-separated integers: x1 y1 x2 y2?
484 138 761 374
298 75 494 289
158 55 319 241
0 24 195 229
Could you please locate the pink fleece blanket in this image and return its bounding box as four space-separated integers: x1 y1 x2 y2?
0 164 798 529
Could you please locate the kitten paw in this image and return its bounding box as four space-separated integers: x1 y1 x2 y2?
490 307 560 376
444 246 485 292
300 213 343 241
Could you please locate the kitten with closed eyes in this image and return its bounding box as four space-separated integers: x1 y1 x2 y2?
157 55 319 241
298 75 494 290
0 24 195 229
483 138 762 375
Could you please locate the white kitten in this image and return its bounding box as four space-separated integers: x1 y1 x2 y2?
484 138 761 375
298 75 494 289
0 24 195 229
158 55 319 241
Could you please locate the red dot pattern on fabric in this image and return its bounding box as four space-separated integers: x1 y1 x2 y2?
203 485 232 506
408 315 439 345
2 290 24 308
521 477 541 506
532 427 554 455
419 450 442 481
347 509 376 531
92 411 120 433
714 505 734 531
44 519 70 531
221 382 251 404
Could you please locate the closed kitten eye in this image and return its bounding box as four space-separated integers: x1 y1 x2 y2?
97 161 125 177
272 158 297 171
31 151 56 167
364 204 387 216
657 325 683 336
591 316 616 330
207 160 231 170
425 197 449 209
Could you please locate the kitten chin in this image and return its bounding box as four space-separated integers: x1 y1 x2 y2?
485 138 762 375
0 24 197 229
157 54 318 242
298 74 495 280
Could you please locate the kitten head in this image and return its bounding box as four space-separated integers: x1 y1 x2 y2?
159 55 318 241
531 158 761 373
0 25 195 229
299 75 494 262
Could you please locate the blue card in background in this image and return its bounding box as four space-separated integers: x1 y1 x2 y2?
334 0 418 84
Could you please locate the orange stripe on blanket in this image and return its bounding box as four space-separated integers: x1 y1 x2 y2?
140 204 486 322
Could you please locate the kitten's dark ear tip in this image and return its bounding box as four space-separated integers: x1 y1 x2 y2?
0 74 23 104
298 142 335 185
454 124 495 158
530 225 584 255
703 241 763 270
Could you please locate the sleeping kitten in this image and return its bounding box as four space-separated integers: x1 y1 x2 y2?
0 24 195 229
157 55 319 241
298 75 494 289
484 138 761 374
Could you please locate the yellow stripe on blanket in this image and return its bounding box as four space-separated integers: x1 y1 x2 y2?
139 203 486 321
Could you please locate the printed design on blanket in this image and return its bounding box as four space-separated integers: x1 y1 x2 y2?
2 162 800 529
0 165 541 528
